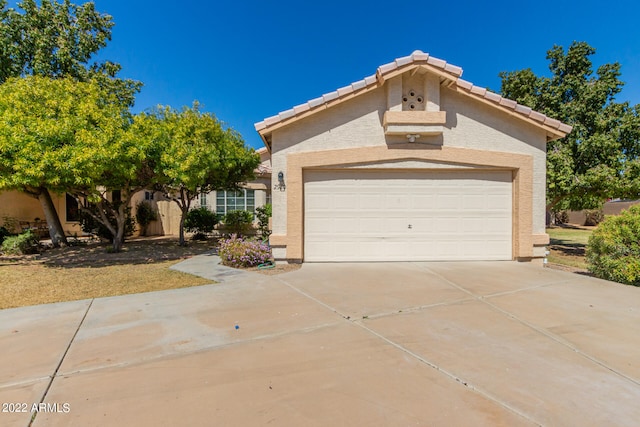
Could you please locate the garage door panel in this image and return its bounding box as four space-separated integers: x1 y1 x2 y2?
304 170 512 261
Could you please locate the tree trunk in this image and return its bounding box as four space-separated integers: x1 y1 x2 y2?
178 207 187 246
111 200 127 252
37 187 68 247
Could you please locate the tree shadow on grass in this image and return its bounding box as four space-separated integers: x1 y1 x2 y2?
1 237 217 269
549 238 586 257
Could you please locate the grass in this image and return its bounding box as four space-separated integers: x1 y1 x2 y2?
0 237 214 310
546 225 594 270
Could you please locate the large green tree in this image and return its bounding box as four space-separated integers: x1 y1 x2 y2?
0 0 140 246
499 41 640 214
0 75 145 252
136 105 260 246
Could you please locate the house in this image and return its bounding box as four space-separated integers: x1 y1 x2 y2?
0 148 272 237
255 51 572 264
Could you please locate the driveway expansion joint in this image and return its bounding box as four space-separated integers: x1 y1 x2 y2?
28 298 94 427
276 273 543 426
417 264 640 388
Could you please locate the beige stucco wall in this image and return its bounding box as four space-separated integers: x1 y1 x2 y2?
0 190 83 235
267 76 549 262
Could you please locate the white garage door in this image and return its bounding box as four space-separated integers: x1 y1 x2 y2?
304 170 512 262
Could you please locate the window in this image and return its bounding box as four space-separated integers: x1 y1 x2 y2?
216 189 255 216
144 191 154 201
200 192 208 208
66 193 79 222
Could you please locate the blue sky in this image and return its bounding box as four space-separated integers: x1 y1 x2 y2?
8 0 640 149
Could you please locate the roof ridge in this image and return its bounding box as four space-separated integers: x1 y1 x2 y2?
255 51 572 136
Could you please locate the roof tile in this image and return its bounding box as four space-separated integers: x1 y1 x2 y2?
337 85 354 97
456 78 473 90
543 117 562 129
484 91 501 103
307 96 324 108
322 91 339 103
515 104 532 115
411 50 430 61
293 103 310 115
378 62 397 74
363 75 377 86
499 98 517 109
395 55 412 67
352 79 367 91
558 123 573 134
444 63 463 76
470 85 487 96
426 56 447 69
278 109 295 121
529 111 546 122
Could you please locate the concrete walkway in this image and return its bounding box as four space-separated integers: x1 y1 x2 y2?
1 257 640 426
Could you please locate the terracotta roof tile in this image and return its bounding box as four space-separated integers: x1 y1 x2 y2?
363 75 377 86
378 62 397 74
352 80 367 91
499 98 517 109
293 103 310 115
411 50 430 61
444 63 463 76
470 86 487 96
515 104 532 115
322 91 339 103
426 56 447 69
395 56 413 67
558 123 573 134
308 96 325 108
255 50 572 138
337 85 354 97
456 78 473 90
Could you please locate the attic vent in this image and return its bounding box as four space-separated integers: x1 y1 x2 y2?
402 89 424 111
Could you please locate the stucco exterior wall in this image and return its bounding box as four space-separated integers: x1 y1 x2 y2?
0 190 83 235
440 89 548 236
268 78 549 261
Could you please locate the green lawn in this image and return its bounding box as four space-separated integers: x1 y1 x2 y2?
546 226 594 270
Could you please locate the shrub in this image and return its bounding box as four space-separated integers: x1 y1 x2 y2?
222 210 253 235
1 230 40 255
255 204 272 240
218 234 272 268
184 207 217 240
586 205 640 286
0 226 10 245
135 201 158 236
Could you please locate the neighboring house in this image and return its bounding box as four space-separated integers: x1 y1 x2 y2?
0 191 87 236
0 148 272 237
255 50 572 264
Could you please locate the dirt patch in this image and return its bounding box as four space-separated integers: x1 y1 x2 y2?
545 262 593 276
243 263 302 275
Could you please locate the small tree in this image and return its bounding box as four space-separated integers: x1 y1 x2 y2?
0 75 140 252
141 104 260 246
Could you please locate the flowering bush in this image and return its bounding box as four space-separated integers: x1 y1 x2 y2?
218 234 272 268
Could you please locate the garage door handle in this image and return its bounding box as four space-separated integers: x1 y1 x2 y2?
408 224 412 229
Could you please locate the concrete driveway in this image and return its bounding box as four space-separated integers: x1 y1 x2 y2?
1 260 640 426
